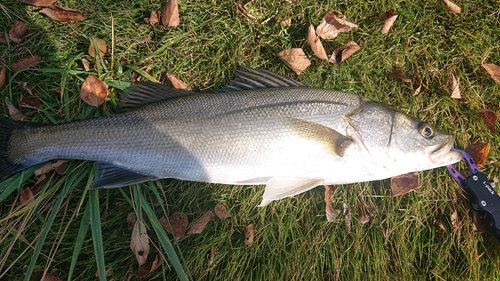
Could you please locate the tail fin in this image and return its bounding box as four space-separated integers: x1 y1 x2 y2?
0 118 33 179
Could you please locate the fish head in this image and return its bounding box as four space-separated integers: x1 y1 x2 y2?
345 102 462 174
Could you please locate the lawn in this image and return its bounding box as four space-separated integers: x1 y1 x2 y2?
1 0 500 280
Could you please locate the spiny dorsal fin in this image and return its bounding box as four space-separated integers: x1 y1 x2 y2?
120 81 194 111
218 66 310 92
90 162 157 188
259 177 323 206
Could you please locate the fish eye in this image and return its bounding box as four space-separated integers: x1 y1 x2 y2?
418 123 434 139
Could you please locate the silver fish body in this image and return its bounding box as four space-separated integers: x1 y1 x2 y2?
0 67 462 205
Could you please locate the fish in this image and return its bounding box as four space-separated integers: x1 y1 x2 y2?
0 67 462 206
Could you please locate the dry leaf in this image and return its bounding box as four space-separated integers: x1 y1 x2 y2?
166 72 189 90
329 41 360 64
40 272 62 281
451 210 459 231
34 160 69 177
277 48 311 75
413 71 422 95
386 68 411 83
11 55 41 73
449 74 461 99
482 64 500 84
81 58 90 71
235 3 256 21
343 203 351 234
127 212 137 229
20 95 42 110
40 6 86 22
380 11 398 34
324 185 340 222
19 187 34 206
434 219 446 232
214 204 231 220
307 24 327 60
88 37 108 59
80 75 108 107
359 214 370 225
161 0 180 27
390 172 422 197
316 10 359 40
244 224 254 246
9 21 30 43
0 67 6 88
135 254 162 278
478 109 497 133
23 82 34 95
5 97 26 121
278 17 292 26
148 10 159 26
164 212 188 238
130 220 150 266
17 0 58 6
443 0 461 13
187 210 214 235
465 142 491 169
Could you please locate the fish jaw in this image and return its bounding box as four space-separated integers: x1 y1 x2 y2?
426 135 462 166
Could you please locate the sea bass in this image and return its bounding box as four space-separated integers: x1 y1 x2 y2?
0 67 461 205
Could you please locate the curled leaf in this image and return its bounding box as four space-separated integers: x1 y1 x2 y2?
187 210 214 235
277 48 311 75
386 68 411 83
40 6 86 22
316 10 359 40
329 41 360 64
390 172 422 197
448 74 461 99
413 71 422 95
307 24 327 60
244 224 254 246
9 21 30 43
161 212 188 238
88 37 108 59
161 0 180 27
214 204 231 220
80 75 108 107
11 55 41 73
166 72 189 90
478 109 497 133
482 64 500 84
443 0 461 14
17 0 58 6
324 185 340 222
380 11 398 34
130 220 150 266
465 142 491 169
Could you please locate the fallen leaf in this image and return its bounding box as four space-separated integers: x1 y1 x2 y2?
0 67 6 88
134 254 162 278
40 6 86 22
235 3 256 21
11 55 41 73
329 41 360 64
482 64 500 84
448 74 461 99
81 58 90 71
359 214 370 225
244 224 254 246
386 68 411 83
161 0 180 27
17 0 58 6
443 0 461 13
380 10 398 34
148 10 159 26
187 210 214 235
22 82 34 95
214 204 231 220
19 187 34 206
465 142 491 169
390 172 422 197
80 75 108 107
307 24 327 60
130 220 150 266
451 210 459 231
478 109 497 133
88 37 108 59
9 21 30 43
40 272 62 281
20 95 42 110
0 34 6 43
413 71 422 95
166 72 189 90
316 10 359 40
5 97 26 120
127 212 137 230
343 203 351 234
34 160 69 177
278 17 292 27
324 185 340 222
163 212 188 238
277 48 311 75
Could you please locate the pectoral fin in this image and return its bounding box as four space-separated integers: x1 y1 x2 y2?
90 162 158 188
286 118 354 157
259 177 324 206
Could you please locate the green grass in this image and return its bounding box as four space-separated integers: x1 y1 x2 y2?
1 0 500 280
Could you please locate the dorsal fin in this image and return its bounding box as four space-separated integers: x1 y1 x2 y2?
218 66 310 92
120 81 195 111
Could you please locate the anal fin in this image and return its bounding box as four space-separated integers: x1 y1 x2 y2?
259 177 324 206
90 162 158 188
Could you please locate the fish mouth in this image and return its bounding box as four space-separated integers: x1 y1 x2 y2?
426 136 462 165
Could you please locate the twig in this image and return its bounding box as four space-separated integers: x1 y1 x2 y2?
1 30 45 59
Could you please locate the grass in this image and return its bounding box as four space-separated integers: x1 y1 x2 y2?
1 0 500 280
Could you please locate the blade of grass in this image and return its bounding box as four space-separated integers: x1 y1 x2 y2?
68 200 91 281
89 188 107 281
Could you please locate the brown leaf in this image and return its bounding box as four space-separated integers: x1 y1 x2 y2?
162 212 188 238
127 212 137 229
316 10 359 40
451 210 460 231
307 24 327 60
390 172 422 197
277 48 311 75
278 17 292 27
235 3 256 21
41 272 62 281
478 109 497 133
17 0 58 6
0 67 6 88
482 64 500 84
443 0 461 13
187 210 214 235
448 74 461 99
11 55 41 73
329 41 360 64
161 0 180 27
130 220 150 266
380 11 398 34
214 204 231 220
166 72 189 90
244 224 254 246
9 21 30 43
19 187 34 206
40 6 86 22
148 10 159 26
22 82 34 95
324 185 340 222
34 160 69 177
20 95 42 110
343 203 351 234
80 75 108 107
413 71 422 95
88 37 108 59
386 68 411 83
5 97 26 121
465 142 491 169
0 34 6 43
134 254 162 278
81 58 91 71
